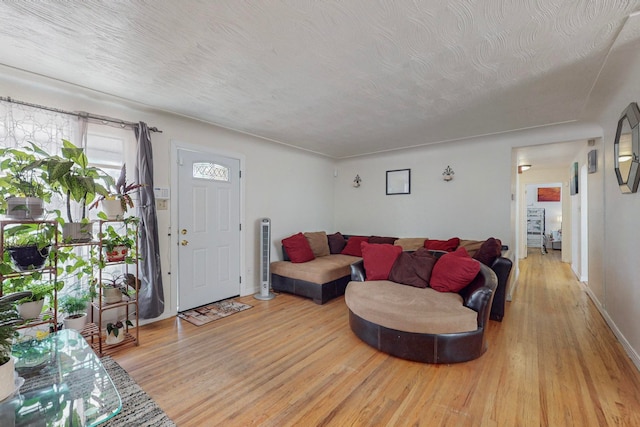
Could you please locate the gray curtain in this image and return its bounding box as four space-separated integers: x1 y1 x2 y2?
135 122 165 319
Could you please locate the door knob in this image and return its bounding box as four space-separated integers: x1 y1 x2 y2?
181 229 188 235
181 240 189 246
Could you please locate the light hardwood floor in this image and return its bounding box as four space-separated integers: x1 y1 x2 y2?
112 250 640 426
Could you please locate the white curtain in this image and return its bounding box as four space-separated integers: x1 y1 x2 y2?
0 100 83 215
0 100 78 153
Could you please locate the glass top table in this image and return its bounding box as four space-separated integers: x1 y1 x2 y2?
0 329 121 426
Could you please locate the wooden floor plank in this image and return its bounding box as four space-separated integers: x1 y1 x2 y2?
112 250 640 426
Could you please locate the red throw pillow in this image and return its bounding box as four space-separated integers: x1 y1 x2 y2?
282 232 315 263
341 236 369 257
430 247 481 292
473 237 502 266
424 237 460 252
388 248 437 288
361 242 403 280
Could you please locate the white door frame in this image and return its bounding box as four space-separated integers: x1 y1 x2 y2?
169 140 246 316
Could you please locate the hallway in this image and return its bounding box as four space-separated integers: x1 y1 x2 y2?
503 249 640 425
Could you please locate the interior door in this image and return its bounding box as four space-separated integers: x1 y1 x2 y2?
177 149 240 311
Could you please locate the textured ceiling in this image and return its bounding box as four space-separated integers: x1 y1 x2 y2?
0 1 639 158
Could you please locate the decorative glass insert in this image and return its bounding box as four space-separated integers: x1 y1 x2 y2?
193 162 230 182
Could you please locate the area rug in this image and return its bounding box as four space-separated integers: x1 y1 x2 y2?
13 356 174 426
178 298 253 326
101 356 176 427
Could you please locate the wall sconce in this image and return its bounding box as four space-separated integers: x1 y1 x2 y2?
442 166 454 181
518 164 532 174
353 174 361 187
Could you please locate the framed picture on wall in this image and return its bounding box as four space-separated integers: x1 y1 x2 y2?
570 162 579 195
386 169 411 195
588 150 597 174
537 187 561 202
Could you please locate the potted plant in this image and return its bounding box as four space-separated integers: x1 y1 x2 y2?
98 220 138 263
59 290 90 331
3 223 55 272
99 273 135 304
8 280 62 321
0 143 51 219
89 164 143 219
32 139 113 242
105 319 133 345
0 291 33 401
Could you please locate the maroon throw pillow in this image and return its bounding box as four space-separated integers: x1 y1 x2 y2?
430 247 481 292
388 248 437 288
368 236 398 245
341 236 369 257
327 232 347 254
473 237 502 267
282 232 315 263
425 237 460 252
473 237 502 266
361 242 403 280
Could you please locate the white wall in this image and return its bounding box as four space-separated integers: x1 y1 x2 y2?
335 138 510 240
0 66 336 321
580 13 640 368
335 122 601 248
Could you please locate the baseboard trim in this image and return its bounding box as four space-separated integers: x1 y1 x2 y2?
582 283 640 372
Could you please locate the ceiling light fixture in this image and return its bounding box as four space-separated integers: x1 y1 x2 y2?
518 164 532 174
619 154 633 162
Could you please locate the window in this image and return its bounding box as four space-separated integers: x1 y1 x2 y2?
0 101 135 295
193 162 230 182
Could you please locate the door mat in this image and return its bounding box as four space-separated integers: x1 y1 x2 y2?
178 299 252 326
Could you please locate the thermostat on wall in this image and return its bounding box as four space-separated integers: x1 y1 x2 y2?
154 187 170 200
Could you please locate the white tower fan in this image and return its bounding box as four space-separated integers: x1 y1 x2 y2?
254 218 275 300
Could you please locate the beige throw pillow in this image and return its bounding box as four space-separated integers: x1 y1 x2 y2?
304 231 330 257
459 240 484 257
393 238 428 251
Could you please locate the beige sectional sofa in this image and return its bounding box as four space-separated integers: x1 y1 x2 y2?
270 233 512 322
270 254 360 304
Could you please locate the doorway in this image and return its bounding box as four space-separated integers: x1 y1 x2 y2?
175 147 241 311
525 183 563 255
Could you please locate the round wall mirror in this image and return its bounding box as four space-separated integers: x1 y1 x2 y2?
614 102 640 193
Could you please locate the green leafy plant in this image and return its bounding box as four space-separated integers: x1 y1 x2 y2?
3 223 55 251
100 273 137 297
31 139 113 223
0 291 33 365
99 224 136 253
0 142 52 215
94 217 140 267
89 164 144 213
106 319 133 338
1 223 60 293
1 276 64 304
59 292 90 317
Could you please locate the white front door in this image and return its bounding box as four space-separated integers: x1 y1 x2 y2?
177 149 241 311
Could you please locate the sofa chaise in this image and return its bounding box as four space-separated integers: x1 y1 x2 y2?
346 251 497 363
